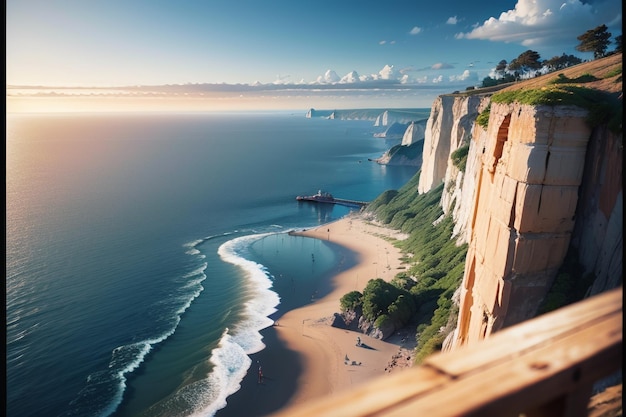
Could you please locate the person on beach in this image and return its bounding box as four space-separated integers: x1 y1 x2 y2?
257 361 263 383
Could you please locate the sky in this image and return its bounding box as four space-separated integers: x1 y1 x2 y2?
6 0 622 112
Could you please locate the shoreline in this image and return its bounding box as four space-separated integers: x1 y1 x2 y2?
215 212 415 417
272 212 415 411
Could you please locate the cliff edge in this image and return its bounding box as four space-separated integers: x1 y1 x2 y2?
414 53 622 348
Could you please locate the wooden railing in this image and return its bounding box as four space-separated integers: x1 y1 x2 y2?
270 287 622 417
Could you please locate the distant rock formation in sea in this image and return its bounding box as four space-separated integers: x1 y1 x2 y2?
305 108 428 125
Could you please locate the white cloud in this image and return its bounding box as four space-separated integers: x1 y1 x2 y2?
273 74 291 84
432 75 444 83
340 71 360 83
449 70 478 82
410 26 422 35
431 62 454 70
446 16 458 25
317 70 340 84
456 0 622 50
378 65 397 80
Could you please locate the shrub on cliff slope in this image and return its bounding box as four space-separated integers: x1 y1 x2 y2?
450 144 470 172
366 181 468 364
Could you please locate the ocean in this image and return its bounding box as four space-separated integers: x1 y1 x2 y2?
6 110 427 417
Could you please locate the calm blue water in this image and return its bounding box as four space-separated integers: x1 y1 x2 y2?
6 111 426 417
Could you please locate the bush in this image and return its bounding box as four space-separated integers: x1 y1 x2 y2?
374 314 393 330
476 105 490 128
450 144 469 172
361 278 406 321
339 291 363 312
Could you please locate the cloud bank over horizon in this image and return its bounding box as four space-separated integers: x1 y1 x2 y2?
7 63 480 98
6 0 621 112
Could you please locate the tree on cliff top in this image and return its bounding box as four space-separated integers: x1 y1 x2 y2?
614 34 622 53
543 54 583 71
576 24 612 59
508 50 543 73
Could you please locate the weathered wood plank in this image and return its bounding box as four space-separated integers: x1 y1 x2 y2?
383 313 621 417
269 288 622 417
425 288 622 378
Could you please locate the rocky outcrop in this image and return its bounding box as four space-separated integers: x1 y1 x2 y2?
373 120 428 166
373 140 424 167
373 122 409 139
401 119 427 146
332 309 396 340
374 110 425 126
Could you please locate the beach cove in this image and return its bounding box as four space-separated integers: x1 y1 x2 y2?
217 212 417 416
7 113 422 417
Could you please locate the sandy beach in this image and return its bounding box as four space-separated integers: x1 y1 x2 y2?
215 212 416 417
271 212 416 412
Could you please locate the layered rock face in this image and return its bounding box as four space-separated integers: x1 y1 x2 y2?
452 103 596 347
418 83 622 350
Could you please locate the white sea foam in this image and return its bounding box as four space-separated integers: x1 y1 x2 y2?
180 329 253 417
184 231 237 255
177 232 282 416
134 232 283 417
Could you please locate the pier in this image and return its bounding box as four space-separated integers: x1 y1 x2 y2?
296 190 368 208
330 197 368 208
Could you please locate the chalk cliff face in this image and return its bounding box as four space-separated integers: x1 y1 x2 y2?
420 93 622 350
454 102 598 347
401 120 427 146
373 140 424 167
374 110 424 126
418 95 486 194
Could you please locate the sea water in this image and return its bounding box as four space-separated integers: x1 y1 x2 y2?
6 111 427 417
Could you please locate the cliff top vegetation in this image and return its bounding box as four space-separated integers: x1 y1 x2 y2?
468 53 623 132
498 52 622 95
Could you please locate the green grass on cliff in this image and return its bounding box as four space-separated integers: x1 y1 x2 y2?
364 176 468 364
450 144 469 172
491 84 622 133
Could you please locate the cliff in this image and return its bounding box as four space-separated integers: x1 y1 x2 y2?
372 140 424 167
401 120 427 146
373 122 410 139
418 94 488 194
371 119 428 166
414 53 622 349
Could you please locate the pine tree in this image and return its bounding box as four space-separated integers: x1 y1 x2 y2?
576 24 612 59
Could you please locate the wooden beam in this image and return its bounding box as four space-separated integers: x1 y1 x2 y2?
269 287 622 417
